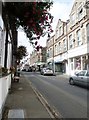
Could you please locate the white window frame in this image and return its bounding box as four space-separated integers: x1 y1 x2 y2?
76 29 82 46
63 39 67 51
49 47 52 58
55 44 57 55
77 5 83 21
58 42 61 53
69 35 73 49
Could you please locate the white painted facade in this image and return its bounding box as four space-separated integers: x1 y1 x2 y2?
0 15 12 120
0 74 11 120
0 15 5 67
0 15 12 70
67 0 89 75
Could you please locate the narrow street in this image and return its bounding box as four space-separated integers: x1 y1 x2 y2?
23 71 88 118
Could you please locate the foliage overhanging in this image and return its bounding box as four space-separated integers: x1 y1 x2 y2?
2 2 53 41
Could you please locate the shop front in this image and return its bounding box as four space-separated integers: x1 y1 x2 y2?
69 54 89 72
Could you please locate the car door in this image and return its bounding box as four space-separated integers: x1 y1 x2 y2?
85 71 89 86
77 71 87 85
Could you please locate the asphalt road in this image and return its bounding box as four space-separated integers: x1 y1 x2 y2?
22 71 88 118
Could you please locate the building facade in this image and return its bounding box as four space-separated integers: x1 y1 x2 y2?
0 15 12 70
46 35 55 71
67 0 89 74
46 0 89 75
0 15 5 67
30 47 47 70
46 19 68 73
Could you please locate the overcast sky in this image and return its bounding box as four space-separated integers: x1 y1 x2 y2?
18 0 74 58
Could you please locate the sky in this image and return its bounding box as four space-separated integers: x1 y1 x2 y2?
18 0 74 59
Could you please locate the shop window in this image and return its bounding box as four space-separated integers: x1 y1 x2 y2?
75 57 81 70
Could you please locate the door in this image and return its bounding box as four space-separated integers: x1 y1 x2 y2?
76 71 87 86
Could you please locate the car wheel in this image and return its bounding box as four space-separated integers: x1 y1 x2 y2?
69 78 74 85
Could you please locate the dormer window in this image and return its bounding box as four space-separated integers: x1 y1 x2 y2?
78 5 83 20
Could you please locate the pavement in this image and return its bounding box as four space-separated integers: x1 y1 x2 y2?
56 73 69 79
2 73 54 119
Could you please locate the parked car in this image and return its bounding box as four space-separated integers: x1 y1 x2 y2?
40 67 53 75
69 70 89 87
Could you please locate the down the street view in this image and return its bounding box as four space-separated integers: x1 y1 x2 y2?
0 0 89 119
23 71 88 118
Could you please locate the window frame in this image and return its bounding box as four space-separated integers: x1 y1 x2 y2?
69 34 73 49
77 5 83 21
76 29 82 46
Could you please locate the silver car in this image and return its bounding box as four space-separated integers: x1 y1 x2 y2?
69 70 89 87
40 67 53 75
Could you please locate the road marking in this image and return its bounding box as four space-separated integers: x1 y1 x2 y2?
27 78 63 119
